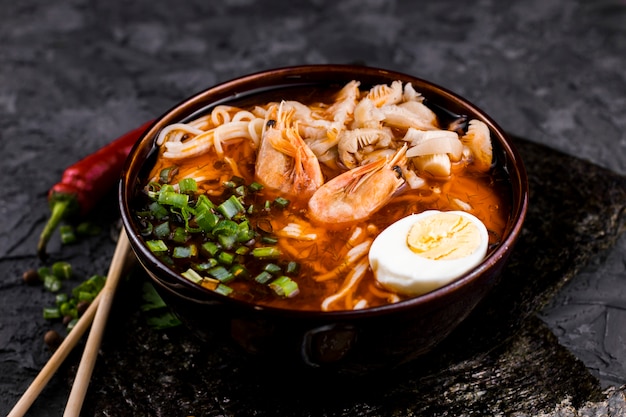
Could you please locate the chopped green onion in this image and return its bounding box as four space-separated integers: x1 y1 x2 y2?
236 221 255 242
178 177 198 194
273 196 290 209
195 194 215 211
66 318 79 332
217 195 245 219
194 259 219 271
207 266 234 283
248 182 264 192
217 233 237 250
235 185 246 197
43 307 61 320
263 263 282 275
261 236 278 244
217 251 235 265
59 302 77 317
252 246 281 259
235 246 250 255
159 166 178 183
195 210 219 232
153 221 170 238
201 241 220 257
212 219 239 236
149 202 169 219
181 268 203 284
230 264 249 279
285 261 300 275
55 293 68 305
43 275 62 293
51 261 72 280
223 176 244 188
59 225 76 244
214 283 233 296
146 239 169 254
269 276 299 298
254 271 273 284
76 222 101 236
173 245 197 259
77 290 95 302
158 191 189 208
172 227 189 243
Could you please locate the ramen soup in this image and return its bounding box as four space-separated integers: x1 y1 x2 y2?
131 80 512 311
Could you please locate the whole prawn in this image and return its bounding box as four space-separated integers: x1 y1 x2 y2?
308 145 407 225
255 103 325 198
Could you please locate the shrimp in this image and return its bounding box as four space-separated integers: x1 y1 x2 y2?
308 145 407 225
255 103 325 198
461 119 492 172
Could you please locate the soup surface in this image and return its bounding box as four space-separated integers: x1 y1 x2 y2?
132 80 512 311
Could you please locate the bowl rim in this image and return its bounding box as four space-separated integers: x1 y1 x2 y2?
119 64 529 320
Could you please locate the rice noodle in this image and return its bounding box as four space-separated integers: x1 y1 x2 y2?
314 239 371 282
321 258 369 311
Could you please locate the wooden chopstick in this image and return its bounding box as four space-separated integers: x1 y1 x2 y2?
63 230 131 417
8 230 132 417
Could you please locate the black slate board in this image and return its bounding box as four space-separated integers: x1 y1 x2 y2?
5 136 626 416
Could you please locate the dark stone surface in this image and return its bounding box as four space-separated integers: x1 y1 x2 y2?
2 0 626 415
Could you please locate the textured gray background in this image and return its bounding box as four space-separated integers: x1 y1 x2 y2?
1 0 625 415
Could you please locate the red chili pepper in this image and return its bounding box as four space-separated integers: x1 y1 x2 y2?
37 120 154 258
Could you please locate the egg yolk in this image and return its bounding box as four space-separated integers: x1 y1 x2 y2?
407 212 482 260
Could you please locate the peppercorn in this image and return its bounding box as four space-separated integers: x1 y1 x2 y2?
76 300 90 316
44 329 63 351
22 268 41 285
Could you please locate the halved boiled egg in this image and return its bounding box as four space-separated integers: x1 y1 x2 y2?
368 210 489 296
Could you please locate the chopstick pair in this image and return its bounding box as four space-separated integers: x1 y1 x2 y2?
8 230 133 417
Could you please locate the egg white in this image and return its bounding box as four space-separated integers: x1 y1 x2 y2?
368 210 489 296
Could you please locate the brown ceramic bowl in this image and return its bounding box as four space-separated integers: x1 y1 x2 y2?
119 65 528 376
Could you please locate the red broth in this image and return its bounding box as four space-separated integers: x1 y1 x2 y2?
132 83 512 311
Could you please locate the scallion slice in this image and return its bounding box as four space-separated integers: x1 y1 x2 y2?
173 245 197 259
214 283 233 296
217 195 245 219
263 263 282 275
273 196 290 209
158 190 189 208
181 268 203 284
146 239 168 254
269 276 300 298
254 271 273 284
149 202 169 219
153 221 170 238
178 177 198 194
207 266 234 283
201 241 220 257
252 246 281 259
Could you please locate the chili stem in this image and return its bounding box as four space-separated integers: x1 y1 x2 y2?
37 200 70 259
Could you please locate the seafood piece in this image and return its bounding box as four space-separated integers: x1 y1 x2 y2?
413 153 452 178
380 101 439 131
366 80 404 107
308 145 407 225
337 127 394 168
402 82 423 103
461 119 493 171
352 97 385 129
255 103 324 198
303 81 361 157
404 128 463 161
